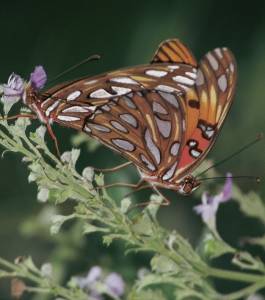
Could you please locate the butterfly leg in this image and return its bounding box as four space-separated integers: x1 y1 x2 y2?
98 179 144 190
127 186 170 212
0 113 37 121
122 181 151 198
46 123 61 157
94 161 132 173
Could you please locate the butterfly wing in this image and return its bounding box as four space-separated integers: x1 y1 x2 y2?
171 47 237 181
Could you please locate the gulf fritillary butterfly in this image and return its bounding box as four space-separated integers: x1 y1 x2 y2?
11 39 237 195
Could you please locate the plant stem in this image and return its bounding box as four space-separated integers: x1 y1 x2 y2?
223 279 265 300
207 266 264 283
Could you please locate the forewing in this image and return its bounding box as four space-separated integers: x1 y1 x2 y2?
172 47 237 180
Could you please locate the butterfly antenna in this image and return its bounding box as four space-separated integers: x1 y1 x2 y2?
45 54 101 86
196 133 264 178
198 175 261 183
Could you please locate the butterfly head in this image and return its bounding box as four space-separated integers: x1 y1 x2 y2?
177 175 201 195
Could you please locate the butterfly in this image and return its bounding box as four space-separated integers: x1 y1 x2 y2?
10 39 237 196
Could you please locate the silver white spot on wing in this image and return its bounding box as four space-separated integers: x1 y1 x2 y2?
215 48 223 58
155 85 178 93
110 120 128 133
162 161 178 181
229 63 235 73
155 117 171 138
57 115 80 121
172 75 195 85
218 74 227 92
123 96 136 109
62 106 91 113
185 71 197 79
110 77 139 85
67 90 81 101
145 70 168 77
196 69 204 85
144 129 161 165
170 142 180 156
158 91 179 108
140 154 156 171
101 105 111 111
188 140 197 147
206 53 219 70
90 89 113 98
120 113 138 128
168 65 180 70
112 139 135 152
191 149 201 158
45 100 60 117
111 86 131 96
83 125 91 133
152 102 168 114
91 124 111 132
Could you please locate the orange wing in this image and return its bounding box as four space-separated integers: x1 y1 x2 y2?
171 47 237 181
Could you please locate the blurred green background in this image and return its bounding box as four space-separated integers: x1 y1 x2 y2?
0 0 265 299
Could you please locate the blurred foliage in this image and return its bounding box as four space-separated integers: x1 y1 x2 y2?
0 0 265 299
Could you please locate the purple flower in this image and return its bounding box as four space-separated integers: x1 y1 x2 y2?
74 266 125 299
105 272 125 297
194 173 233 231
75 266 102 289
30 66 47 90
2 73 24 101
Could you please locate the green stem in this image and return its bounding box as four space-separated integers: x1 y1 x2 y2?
207 266 264 283
223 279 265 300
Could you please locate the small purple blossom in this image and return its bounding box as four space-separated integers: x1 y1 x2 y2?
74 266 125 299
194 173 233 231
30 66 47 90
105 272 125 297
75 266 102 290
2 73 24 101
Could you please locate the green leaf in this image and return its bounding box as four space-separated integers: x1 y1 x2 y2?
37 188 49 203
232 252 265 273
145 194 163 219
82 166 94 182
151 254 178 273
50 214 74 235
197 231 235 259
120 197 132 214
83 223 108 235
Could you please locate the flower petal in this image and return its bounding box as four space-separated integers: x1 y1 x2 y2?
30 66 47 90
220 172 233 202
105 272 125 296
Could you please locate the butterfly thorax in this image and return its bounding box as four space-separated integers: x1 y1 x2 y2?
139 168 200 195
23 84 48 124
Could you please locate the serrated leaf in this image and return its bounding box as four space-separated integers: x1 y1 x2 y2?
232 251 265 273
82 166 94 182
37 188 49 202
198 231 235 259
83 223 102 234
132 214 153 236
145 194 163 219
95 173 104 186
151 255 178 273
50 214 74 235
120 197 131 214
